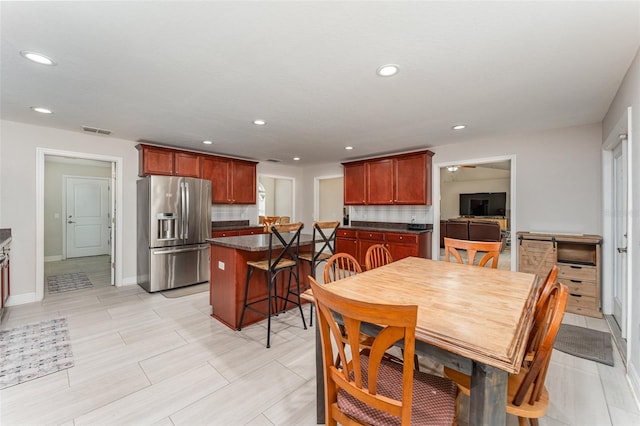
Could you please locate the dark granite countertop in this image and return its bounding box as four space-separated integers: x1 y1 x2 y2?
341 221 432 234
0 228 11 249
207 233 314 252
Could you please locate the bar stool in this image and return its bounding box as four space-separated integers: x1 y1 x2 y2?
238 222 306 348
296 221 340 325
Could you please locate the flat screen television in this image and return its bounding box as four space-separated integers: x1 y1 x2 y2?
459 192 506 217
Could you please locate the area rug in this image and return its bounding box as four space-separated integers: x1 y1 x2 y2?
554 324 614 366
161 283 208 299
47 272 93 293
0 318 74 389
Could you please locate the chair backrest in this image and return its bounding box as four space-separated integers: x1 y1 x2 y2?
468 220 501 242
324 253 362 283
444 237 501 268
279 216 291 224
263 216 280 232
258 215 265 224
513 282 568 407
364 244 393 271
525 265 559 356
309 277 418 425
311 221 340 261
267 222 303 271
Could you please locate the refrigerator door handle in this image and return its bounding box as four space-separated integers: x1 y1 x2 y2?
152 245 209 255
180 181 186 240
184 181 190 240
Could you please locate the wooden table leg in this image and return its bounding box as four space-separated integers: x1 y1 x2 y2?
469 362 508 426
314 305 325 424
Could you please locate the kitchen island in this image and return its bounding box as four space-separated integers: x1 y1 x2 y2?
207 233 314 329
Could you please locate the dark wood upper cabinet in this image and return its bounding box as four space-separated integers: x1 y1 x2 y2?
174 152 201 178
342 150 434 205
201 156 256 204
137 144 174 176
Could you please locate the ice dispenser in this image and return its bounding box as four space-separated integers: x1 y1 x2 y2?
157 213 178 240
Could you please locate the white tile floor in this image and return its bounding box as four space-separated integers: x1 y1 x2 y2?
1 256 639 425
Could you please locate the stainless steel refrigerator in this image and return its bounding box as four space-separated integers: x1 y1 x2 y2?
137 176 211 292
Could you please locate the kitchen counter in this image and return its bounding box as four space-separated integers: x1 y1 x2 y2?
207 233 314 252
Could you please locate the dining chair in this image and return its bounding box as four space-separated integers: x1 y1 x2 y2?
324 252 362 283
309 277 458 426
297 221 341 325
238 222 306 348
443 237 501 268
278 215 291 224
364 244 393 271
262 216 280 232
444 282 568 426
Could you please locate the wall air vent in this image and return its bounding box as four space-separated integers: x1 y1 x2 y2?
266 159 281 163
82 126 112 135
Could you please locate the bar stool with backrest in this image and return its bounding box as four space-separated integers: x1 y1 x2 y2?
364 244 393 271
238 222 307 348
297 221 341 325
309 277 458 426
444 237 502 268
443 282 569 426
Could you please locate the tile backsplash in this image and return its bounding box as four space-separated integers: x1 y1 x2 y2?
349 205 433 224
211 204 259 224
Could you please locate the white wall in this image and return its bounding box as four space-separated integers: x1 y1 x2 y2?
0 120 139 300
603 47 640 400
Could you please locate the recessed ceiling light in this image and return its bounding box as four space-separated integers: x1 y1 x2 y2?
452 124 467 130
293 157 300 161
253 119 266 125
447 166 459 172
345 146 354 150
31 106 53 114
202 140 213 145
20 51 56 66
376 64 399 77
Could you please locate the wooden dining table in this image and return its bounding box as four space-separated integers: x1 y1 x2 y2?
306 256 538 426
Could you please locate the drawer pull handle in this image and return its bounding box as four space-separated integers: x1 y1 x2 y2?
570 293 582 298
570 265 582 269
570 279 582 283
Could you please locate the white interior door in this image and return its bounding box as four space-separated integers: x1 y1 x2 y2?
612 141 628 337
65 177 110 258
110 163 116 285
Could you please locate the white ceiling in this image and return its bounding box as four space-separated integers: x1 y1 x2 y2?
2 2 639 165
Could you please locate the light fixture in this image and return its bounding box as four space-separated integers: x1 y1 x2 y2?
451 124 467 130
31 106 53 114
447 166 459 172
293 157 300 161
20 51 56 66
253 119 266 125
202 140 213 145
345 146 353 150
376 64 399 77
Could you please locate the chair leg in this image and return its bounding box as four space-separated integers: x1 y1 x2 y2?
238 266 254 331
293 268 307 330
309 260 316 326
266 270 273 348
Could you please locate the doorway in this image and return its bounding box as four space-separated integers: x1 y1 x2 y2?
258 175 294 222
37 148 123 301
434 156 516 270
315 175 343 222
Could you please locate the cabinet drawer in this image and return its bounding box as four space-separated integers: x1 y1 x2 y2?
337 229 357 239
561 279 597 298
357 231 384 241
211 230 239 238
237 228 263 236
566 294 598 314
384 233 418 244
558 263 597 281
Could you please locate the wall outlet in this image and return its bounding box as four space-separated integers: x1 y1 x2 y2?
218 261 225 271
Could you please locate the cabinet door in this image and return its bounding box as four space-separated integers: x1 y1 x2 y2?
174 152 201 178
211 230 239 238
517 238 556 277
139 146 174 176
343 162 367 205
336 237 358 260
394 153 428 204
230 161 257 204
237 228 263 236
201 157 231 203
367 159 394 204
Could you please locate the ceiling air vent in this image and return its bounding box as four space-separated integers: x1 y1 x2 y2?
82 125 112 135
266 159 281 163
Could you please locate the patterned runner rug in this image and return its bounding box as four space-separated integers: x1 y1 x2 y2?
47 272 93 293
0 318 75 389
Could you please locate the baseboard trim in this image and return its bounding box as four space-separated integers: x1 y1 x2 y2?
44 255 63 262
6 292 39 306
627 363 640 411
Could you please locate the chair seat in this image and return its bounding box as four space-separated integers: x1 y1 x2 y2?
298 251 332 262
443 366 550 419
247 258 297 271
338 354 457 426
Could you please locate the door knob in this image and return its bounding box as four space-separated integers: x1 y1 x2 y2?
617 247 627 253
67 220 76 224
